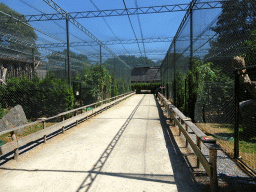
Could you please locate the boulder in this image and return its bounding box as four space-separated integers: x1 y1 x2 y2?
0 105 28 134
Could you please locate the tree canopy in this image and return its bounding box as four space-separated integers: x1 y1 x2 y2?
0 3 38 57
103 55 161 68
205 0 256 73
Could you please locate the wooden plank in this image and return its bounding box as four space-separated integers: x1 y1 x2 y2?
204 142 222 150
0 92 135 153
174 118 211 176
0 140 18 155
0 120 44 135
185 121 206 138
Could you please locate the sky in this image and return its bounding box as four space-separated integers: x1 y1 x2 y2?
0 0 222 65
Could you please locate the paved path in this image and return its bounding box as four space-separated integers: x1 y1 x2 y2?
0 94 198 192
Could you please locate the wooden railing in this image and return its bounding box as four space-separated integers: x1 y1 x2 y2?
158 93 221 192
0 91 135 159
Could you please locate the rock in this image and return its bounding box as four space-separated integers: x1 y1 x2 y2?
0 105 28 134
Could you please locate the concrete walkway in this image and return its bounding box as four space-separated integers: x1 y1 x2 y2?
0 94 198 192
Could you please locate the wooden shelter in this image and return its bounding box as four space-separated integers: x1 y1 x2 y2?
131 66 160 83
0 54 40 84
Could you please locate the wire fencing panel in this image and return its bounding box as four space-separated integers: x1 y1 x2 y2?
160 0 256 174
0 0 131 121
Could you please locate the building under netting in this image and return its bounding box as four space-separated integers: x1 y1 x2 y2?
0 0 256 184
131 66 160 83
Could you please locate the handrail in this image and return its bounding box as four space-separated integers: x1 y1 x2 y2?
0 91 135 159
158 93 221 192
0 91 134 136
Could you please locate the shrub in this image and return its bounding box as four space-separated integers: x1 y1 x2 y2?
1 75 74 120
131 82 160 94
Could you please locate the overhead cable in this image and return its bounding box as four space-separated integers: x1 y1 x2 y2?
90 0 130 54
122 0 142 56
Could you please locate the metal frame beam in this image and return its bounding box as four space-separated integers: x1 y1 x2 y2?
11 1 224 22
36 35 215 48
43 0 130 69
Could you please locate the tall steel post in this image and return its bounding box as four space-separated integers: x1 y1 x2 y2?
167 52 169 99
100 45 102 65
188 2 194 120
65 58 67 79
190 2 193 71
66 17 71 86
234 73 240 158
32 48 35 79
174 39 176 105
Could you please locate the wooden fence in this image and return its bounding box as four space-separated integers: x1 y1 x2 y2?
158 93 221 192
0 91 135 159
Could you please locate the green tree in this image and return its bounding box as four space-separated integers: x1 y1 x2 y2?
46 49 89 79
243 28 256 66
0 3 38 57
205 0 256 74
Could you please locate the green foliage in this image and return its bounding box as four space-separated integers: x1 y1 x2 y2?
243 28 256 65
114 85 119 96
122 84 126 94
0 75 74 120
0 3 37 39
104 55 160 68
205 0 256 73
0 3 39 57
174 57 234 120
175 71 186 111
76 65 112 101
131 83 160 94
0 103 5 119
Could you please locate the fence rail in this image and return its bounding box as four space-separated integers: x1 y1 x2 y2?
0 91 135 159
158 93 221 192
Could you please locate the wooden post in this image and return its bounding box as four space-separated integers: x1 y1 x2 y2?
43 120 46 129
173 112 176 127
62 115 65 121
76 120 78 126
185 124 188 147
43 135 47 143
11 131 18 160
62 126 65 134
74 111 77 116
209 149 218 192
196 136 201 168
178 118 181 136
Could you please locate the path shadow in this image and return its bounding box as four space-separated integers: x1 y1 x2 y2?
0 122 77 166
0 167 176 185
218 173 256 192
76 95 146 192
154 96 199 192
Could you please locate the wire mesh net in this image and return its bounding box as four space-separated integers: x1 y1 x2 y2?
0 0 132 121
160 0 256 176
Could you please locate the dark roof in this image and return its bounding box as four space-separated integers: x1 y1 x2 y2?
131 66 160 82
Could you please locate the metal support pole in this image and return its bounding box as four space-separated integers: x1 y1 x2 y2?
66 17 71 86
100 45 102 65
234 73 240 158
65 58 67 79
188 3 194 120
174 39 176 105
167 53 169 99
32 48 35 79
189 2 193 71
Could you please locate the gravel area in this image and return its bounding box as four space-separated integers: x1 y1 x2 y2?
160 104 256 191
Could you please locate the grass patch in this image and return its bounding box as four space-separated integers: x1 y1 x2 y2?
196 123 256 171
0 122 56 144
